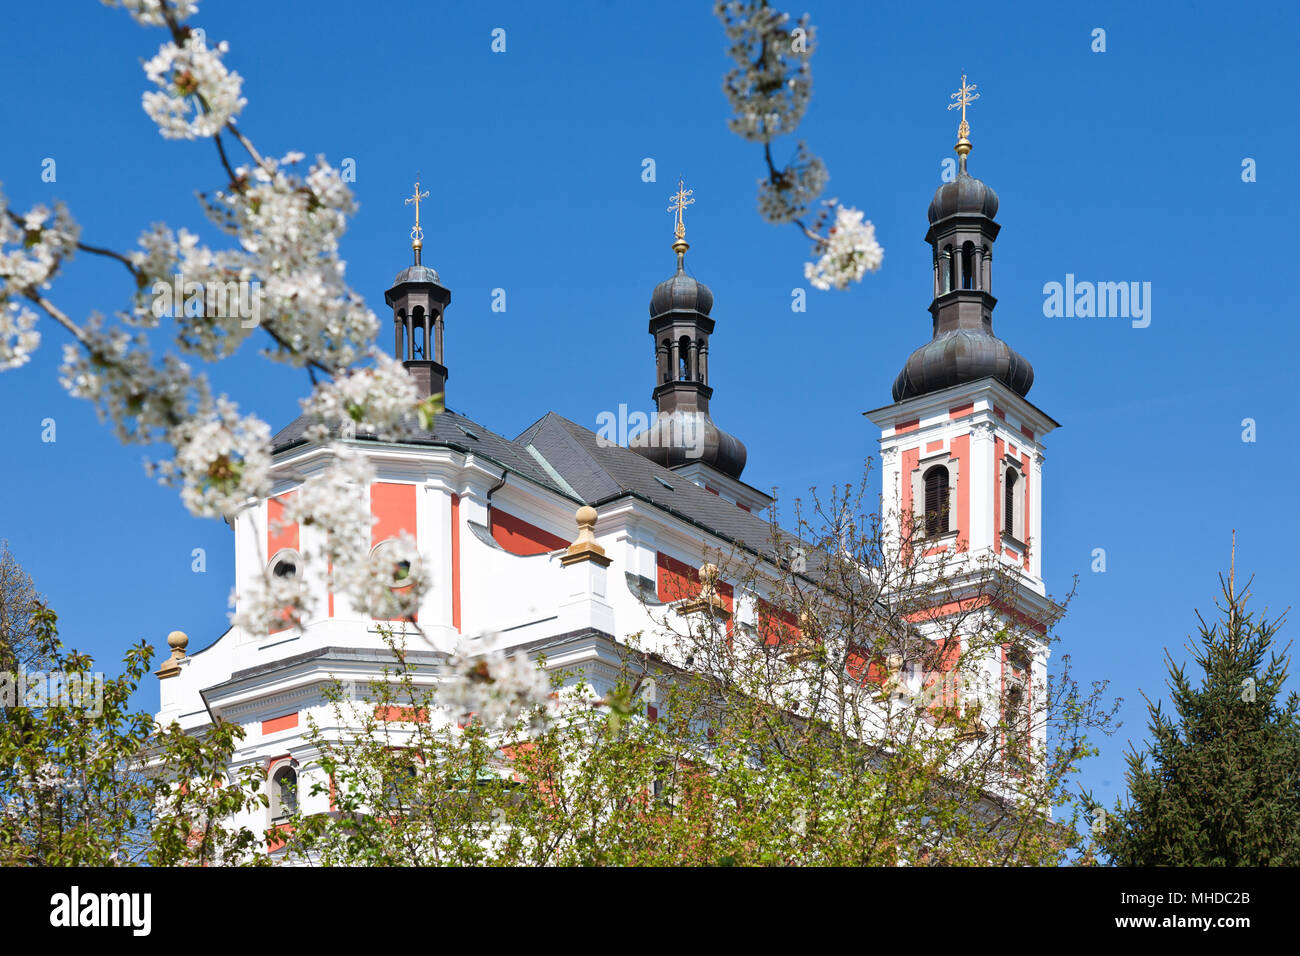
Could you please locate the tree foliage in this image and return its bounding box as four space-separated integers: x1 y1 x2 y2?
1093 567 1299 865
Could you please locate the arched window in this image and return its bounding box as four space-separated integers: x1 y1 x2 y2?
271 765 297 821
1004 468 1018 537
961 242 975 290
660 338 672 383
943 246 954 293
411 307 427 359
922 465 949 537
678 335 692 381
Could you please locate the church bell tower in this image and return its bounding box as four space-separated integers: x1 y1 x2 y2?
866 77 1060 747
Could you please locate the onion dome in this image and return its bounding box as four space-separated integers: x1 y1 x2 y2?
392 263 442 287
632 409 747 478
893 329 1033 401
927 172 999 223
650 268 713 318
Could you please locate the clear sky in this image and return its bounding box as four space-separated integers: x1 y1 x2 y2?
1 0 1295 813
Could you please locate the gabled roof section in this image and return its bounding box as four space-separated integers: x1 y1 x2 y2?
517 412 781 553
270 408 575 501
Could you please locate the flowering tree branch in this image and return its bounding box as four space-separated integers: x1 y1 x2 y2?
715 1 883 290
0 0 440 638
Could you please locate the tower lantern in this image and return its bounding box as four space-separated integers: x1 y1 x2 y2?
632 179 747 479
385 178 452 399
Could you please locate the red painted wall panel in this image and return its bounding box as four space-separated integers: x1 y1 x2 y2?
490 510 567 556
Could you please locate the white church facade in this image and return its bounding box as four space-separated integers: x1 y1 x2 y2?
155 117 1059 846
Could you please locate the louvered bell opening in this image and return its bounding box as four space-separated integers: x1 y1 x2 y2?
923 466 949 537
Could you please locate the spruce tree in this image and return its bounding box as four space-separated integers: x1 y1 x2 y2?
1097 552 1300 865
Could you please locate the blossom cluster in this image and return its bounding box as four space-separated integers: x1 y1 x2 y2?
142 35 245 139
198 152 377 371
154 395 272 517
100 0 200 28
440 636 555 729
716 1 814 143
757 141 828 224
804 204 884 291
299 350 422 444
0 191 81 368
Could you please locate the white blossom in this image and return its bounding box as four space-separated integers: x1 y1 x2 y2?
716 1 814 143
757 142 828 224
154 396 272 518
281 444 375 562
0 190 81 296
440 635 554 729
804 205 884 291
341 531 425 620
300 350 421 444
58 317 205 443
230 566 315 636
101 0 199 27
142 35 246 139
198 153 376 371
0 302 39 370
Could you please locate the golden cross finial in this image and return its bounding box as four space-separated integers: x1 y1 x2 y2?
405 179 430 251
668 178 694 244
948 73 979 145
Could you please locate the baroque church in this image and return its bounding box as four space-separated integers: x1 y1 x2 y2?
155 102 1058 837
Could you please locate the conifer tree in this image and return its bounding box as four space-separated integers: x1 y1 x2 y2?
1095 544 1300 865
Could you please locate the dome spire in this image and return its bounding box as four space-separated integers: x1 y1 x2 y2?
636 182 747 479
404 177 430 266
667 177 694 267
387 176 451 400
892 84 1035 403
947 73 980 172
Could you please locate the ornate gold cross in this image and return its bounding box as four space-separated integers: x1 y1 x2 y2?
948 73 979 139
668 178 694 241
405 179 430 248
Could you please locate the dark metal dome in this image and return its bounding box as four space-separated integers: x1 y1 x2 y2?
650 269 713 318
892 328 1033 402
928 171 999 223
631 409 747 479
392 264 442 286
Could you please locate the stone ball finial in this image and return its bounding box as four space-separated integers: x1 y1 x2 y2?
561 506 611 567
157 630 189 680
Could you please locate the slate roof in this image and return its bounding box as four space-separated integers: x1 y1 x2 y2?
270 407 794 561
271 408 573 502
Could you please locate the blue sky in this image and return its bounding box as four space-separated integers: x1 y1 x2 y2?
1 0 1295 815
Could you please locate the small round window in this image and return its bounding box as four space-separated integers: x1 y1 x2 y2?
370 539 420 588
268 548 303 581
